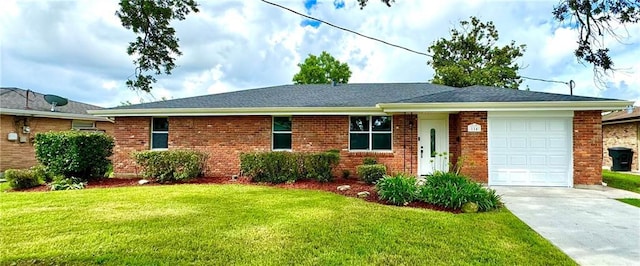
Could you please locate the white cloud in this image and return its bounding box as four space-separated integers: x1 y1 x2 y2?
0 0 638 108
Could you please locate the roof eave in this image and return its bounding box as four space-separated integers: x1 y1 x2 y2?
377 101 634 112
0 108 113 122
88 107 387 117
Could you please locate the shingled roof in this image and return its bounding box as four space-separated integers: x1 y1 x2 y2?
603 106 640 123
0 87 110 121
109 83 620 110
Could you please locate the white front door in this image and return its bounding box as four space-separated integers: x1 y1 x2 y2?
419 118 449 176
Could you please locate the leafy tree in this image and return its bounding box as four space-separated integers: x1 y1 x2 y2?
116 0 199 92
553 0 639 77
359 0 639 82
292 51 352 84
427 17 526 89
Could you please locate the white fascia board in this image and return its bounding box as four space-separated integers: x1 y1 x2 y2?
88 107 387 117
0 108 113 122
377 100 634 112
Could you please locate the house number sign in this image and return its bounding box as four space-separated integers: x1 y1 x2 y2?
467 123 481 132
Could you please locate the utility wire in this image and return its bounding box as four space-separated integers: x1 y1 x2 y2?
521 76 569 85
262 0 572 86
261 0 431 57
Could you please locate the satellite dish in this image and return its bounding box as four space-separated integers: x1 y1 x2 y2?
44 94 68 112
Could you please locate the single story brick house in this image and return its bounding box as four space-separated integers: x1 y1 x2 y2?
90 83 632 187
0 87 114 172
602 106 639 171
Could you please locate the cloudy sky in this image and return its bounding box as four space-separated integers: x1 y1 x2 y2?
1 0 639 108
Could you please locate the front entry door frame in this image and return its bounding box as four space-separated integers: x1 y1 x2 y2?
418 114 450 176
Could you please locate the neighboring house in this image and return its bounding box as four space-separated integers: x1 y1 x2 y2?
0 87 114 172
90 83 631 187
602 107 639 171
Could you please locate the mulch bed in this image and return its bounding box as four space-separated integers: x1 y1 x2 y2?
12 176 458 213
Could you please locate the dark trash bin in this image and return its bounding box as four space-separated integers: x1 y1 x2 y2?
608 147 634 171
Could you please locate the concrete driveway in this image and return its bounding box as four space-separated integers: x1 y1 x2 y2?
492 186 640 266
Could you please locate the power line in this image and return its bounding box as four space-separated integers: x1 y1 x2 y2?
262 0 573 87
521 76 569 85
260 0 431 57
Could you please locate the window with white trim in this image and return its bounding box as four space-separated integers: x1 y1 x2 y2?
72 120 95 130
151 117 168 150
272 116 292 150
349 116 392 151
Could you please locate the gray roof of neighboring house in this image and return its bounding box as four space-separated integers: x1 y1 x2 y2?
109 83 621 110
0 87 109 120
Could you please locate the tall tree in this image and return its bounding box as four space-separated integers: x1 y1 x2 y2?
292 51 352 84
116 0 199 92
427 16 526 89
359 0 639 81
553 0 639 77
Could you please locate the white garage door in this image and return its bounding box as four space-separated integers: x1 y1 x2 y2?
488 112 573 187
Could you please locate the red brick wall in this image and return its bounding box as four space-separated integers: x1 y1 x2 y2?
169 116 272 177
458 111 488 182
112 114 418 178
0 115 114 172
112 117 151 177
448 113 461 170
574 110 603 185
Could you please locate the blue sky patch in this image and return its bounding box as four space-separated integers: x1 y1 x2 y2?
334 0 345 9
302 0 320 28
304 0 317 10
301 19 321 28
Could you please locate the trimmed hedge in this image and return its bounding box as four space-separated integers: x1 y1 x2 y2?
303 152 340 182
417 172 502 212
4 169 41 190
240 151 340 183
34 131 114 180
356 164 387 184
133 150 207 183
240 152 301 184
30 164 54 183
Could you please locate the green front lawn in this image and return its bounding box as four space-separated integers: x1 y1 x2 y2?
603 170 640 193
0 181 10 192
617 198 640 208
0 185 574 265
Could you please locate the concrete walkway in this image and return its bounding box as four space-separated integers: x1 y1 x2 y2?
492 186 640 266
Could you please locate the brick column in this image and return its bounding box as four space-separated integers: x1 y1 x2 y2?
458 111 488 182
574 110 603 185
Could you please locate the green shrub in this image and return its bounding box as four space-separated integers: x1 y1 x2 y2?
133 150 207 183
376 173 418 206
240 151 340 184
240 152 301 184
30 164 54 183
4 169 41 190
50 176 87 191
304 152 340 182
363 157 377 165
34 131 114 180
416 172 502 212
356 164 387 184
